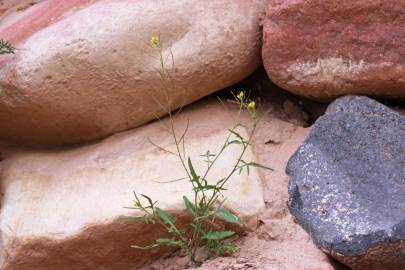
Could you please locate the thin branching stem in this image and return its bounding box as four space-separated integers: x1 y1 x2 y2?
129 36 272 267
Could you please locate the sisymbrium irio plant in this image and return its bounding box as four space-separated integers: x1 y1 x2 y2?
127 36 272 266
0 39 15 55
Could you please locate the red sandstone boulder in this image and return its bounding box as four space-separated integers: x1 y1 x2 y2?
263 0 405 102
0 0 267 145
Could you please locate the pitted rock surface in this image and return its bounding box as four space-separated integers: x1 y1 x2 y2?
287 96 405 269
0 0 267 146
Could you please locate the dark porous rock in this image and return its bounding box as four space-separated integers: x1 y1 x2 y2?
287 96 405 270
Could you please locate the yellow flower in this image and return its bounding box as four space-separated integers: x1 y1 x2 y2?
237 91 245 101
150 36 159 47
247 101 256 110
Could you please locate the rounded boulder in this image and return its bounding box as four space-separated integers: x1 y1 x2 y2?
0 0 267 145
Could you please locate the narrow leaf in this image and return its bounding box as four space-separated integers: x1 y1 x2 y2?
125 216 149 221
155 238 183 247
202 230 235 240
246 162 273 171
227 140 243 145
156 207 174 226
0 39 15 55
188 157 199 181
183 196 196 216
215 208 243 225
228 129 244 141
223 242 239 253
141 194 155 207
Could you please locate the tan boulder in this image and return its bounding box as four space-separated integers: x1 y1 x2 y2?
0 0 267 145
0 99 265 270
263 0 405 102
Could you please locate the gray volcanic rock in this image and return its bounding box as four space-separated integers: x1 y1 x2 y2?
286 96 405 270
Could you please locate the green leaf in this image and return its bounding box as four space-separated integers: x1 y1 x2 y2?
156 207 175 226
191 223 207 235
223 242 239 253
245 162 273 171
202 230 235 240
227 140 242 145
183 196 196 216
141 194 155 207
238 160 273 175
228 129 245 141
215 208 243 225
155 238 183 247
188 157 199 181
131 238 181 250
125 216 148 221
0 39 15 55
204 184 221 191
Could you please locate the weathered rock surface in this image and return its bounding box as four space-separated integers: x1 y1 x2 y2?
0 1 44 19
287 96 405 269
0 100 265 270
0 0 267 145
263 0 405 102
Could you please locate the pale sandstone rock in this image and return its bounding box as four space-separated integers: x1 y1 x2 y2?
0 99 265 269
0 0 267 145
263 0 405 102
